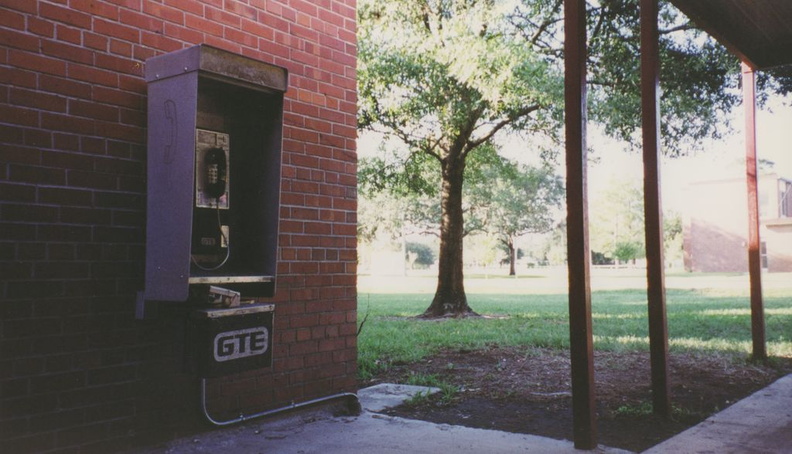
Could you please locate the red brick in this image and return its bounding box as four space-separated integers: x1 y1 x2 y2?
39 187 93 207
205 5 241 27
2 0 37 14
110 39 134 58
140 29 183 52
163 22 203 44
56 23 83 45
40 2 92 29
67 63 119 87
224 27 257 48
184 14 224 37
26 17 54 37
289 340 318 356
0 28 40 52
165 0 204 15
9 49 67 77
41 112 96 135
67 99 118 121
224 0 257 20
67 171 117 190
83 32 110 52
72 0 120 20
41 38 95 64
41 150 93 173
92 86 144 109
120 9 165 34
94 17 141 43
95 52 136 74
0 104 39 127
39 74 92 99
241 18 274 40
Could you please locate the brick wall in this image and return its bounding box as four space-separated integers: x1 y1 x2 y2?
0 1 358 452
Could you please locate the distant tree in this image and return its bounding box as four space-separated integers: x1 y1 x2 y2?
591 179 645 264
663 210 684 267
613 241 643 264
406 242 435 269
469 159 564 275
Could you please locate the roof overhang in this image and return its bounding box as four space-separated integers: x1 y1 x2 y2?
668 0 792 71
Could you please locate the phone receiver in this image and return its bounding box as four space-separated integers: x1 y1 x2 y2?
203 147 227 199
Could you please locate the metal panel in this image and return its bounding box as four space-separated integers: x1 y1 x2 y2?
144 71 199 302
145 44 288 92
188 304 275 378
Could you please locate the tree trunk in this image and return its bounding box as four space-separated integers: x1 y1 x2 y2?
422 154 475 317
508 237 516 276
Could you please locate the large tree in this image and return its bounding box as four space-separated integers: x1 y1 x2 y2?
359 0 563 317
358 0 790 317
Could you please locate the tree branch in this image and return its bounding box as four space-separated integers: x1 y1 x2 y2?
660 22 695 35
529 0 564 46
466 104 541 152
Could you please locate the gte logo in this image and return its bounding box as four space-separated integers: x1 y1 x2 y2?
214 327 269 362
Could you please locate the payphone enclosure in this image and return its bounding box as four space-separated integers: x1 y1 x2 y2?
138 45 288 317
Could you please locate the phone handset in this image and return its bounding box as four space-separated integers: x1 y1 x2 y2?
192 131 230 271
203 147 227 200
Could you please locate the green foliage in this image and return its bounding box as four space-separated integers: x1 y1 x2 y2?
406 242 436 268
612 241 643 263
663 210 684 266
468 158 564 239
585 0 740 154
358 0 563 194
590 179 646 262
403 374 459 406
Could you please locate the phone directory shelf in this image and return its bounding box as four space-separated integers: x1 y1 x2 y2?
138 45 287 318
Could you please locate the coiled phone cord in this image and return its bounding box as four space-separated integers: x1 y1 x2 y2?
190 199 230 271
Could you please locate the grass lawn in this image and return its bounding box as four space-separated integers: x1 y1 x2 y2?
357 270 792 380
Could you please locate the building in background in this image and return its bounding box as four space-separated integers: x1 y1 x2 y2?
684 173 792 272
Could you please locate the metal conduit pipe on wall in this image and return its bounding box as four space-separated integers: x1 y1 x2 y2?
200 379 360 427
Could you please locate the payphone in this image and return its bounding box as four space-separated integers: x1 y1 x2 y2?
192 129 230 270
137 45 288 318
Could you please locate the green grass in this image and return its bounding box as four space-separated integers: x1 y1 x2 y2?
357 278 792 380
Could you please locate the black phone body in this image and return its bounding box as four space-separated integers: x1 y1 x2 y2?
192 129 231 269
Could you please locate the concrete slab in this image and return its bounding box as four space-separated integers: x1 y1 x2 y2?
136 411 630 454
131 383 629 454
130 374 792 454
643 374 792 453
356 383 440 412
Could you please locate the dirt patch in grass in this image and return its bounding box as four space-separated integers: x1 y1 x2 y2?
361 346 792 452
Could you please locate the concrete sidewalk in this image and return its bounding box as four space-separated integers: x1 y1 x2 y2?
132 376 792 453
644 373 792 453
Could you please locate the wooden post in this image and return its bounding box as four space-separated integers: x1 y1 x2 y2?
640 0 671 417
742 62 767 360
564 0 597 448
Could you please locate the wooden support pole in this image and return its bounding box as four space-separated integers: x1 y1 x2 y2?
742 62 767 361
564 0 597 449
640 0 671 417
